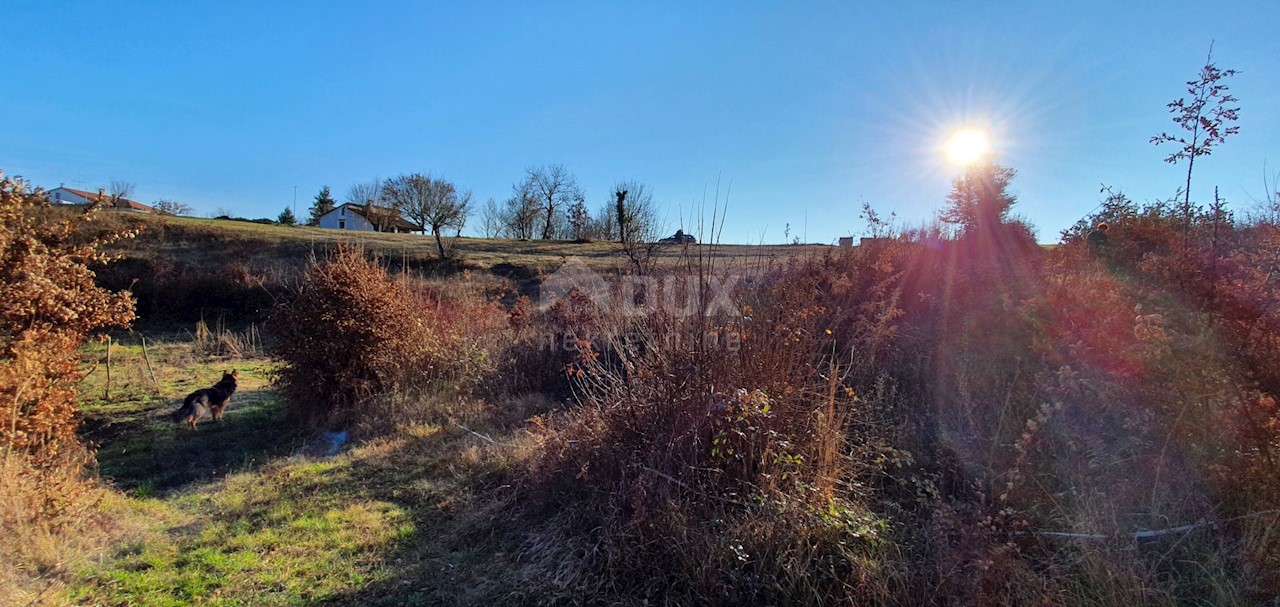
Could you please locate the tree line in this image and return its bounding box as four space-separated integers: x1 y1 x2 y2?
303 164 664 258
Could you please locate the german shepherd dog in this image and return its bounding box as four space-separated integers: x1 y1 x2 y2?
172 370 238 430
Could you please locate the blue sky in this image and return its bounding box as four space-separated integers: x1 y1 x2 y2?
3 1 1278 243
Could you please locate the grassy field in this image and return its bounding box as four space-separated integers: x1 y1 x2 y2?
67 333 526 606
105 210 834 273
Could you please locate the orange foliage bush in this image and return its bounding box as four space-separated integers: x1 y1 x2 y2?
0 172 135 479
270 246 510 427
0 171 136 603
271 245 435 426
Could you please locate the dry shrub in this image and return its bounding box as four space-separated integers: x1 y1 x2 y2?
271 245 511 428
405 272 511 391
877 209 1280 603
500 208 1280 605
635 214 1280 604
272 245 433 426
518 266 893 605
0 172 134 486
0 172 136 602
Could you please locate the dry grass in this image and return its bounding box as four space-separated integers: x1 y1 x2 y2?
0 455 149 607
193 318 263 359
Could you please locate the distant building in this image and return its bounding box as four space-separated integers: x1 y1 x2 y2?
316 203 417 233
658 229 696 244
46 186 156 213
837 237 854 247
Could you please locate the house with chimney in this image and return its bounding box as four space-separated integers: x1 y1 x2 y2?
46 186 156 213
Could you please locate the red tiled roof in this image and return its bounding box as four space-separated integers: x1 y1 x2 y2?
58 187 156 213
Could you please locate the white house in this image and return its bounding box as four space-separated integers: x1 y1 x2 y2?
316 203 417 233
46 186 156 213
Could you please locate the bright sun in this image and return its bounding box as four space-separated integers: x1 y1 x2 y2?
943 128 990 166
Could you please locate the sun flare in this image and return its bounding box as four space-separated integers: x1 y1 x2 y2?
943 128 990 166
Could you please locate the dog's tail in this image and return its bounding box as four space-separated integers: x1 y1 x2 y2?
170 403 190 423
170 393 196 423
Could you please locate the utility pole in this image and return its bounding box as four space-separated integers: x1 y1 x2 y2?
293 185 298 217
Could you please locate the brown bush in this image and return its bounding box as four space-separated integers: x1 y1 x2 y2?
512 210 1280 604
271 245 431 426
516 265 890 604
0 171 136 602
270 246 512 428
0 172 134 482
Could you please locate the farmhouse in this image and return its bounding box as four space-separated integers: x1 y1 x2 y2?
47 186 156 213
316 202 417 233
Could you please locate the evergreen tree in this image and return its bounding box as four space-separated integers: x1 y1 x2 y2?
279 206 298 226
307 186 337 226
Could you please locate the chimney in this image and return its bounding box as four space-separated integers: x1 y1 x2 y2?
98 188 105 200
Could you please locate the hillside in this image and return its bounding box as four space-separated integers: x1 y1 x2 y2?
103 211 833 273
81 210 837 325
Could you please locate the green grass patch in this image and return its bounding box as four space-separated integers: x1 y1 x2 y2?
78 340 286 490
69 336 523 606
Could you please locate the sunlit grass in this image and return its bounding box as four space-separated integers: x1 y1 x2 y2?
63 335 526 606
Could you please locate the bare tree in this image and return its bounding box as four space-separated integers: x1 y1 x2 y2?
611 180 663 273
1254 167 1280 225
479 197 503 238
360 202 401 232
381 173 472 258
502 180 543 240
593 203 618 241
153 199 193 216
522 164 583 240
613 180 661 244
345 179 383 206
346 177 399 231
1151 43 1241 236
108 180 136 207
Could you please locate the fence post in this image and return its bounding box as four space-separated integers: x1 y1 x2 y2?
141 336 161 395
104 335 112 401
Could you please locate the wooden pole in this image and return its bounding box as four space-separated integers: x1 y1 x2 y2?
141 336 160 395
104 335 112 401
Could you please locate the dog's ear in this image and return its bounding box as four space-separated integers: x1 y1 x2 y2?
231 370 239 378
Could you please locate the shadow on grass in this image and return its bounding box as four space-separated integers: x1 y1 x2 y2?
84 423 527 606
87 388 304 493
293 451 527 607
